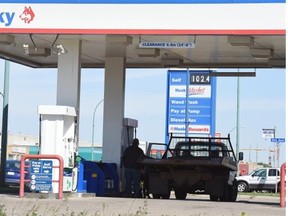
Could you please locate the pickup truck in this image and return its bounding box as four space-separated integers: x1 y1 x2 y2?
140 134 241 202
236 167 280 192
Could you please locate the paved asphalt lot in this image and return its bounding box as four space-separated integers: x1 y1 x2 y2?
0 192 285 216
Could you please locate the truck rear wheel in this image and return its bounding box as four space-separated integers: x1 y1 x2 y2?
220 181 238 202
227 184 238 202
175 189 187 200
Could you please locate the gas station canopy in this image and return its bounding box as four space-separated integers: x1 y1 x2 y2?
0 1 285 193
0 1 285 69
0 34 285 69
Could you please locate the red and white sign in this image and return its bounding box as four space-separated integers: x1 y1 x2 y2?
0 4 285 34
169 85 211 98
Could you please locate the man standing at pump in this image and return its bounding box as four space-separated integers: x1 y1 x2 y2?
122 138 144 198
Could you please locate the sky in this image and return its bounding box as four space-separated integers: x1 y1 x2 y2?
0 60 286 166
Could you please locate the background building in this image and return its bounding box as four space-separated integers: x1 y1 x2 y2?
1 133 102 161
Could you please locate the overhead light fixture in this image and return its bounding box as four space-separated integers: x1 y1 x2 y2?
22 34 51 57
228 36 254 47
161 58 183 67
51 34 68 55
0 35 15 45
23 44 51 57
53 44 67 56
29 48 51 57
250 48 273 59
23 44 29 55
136 48 160 57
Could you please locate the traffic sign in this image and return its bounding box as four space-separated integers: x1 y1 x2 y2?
271 138 285 143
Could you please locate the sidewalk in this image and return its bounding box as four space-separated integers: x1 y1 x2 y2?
0 188 285 216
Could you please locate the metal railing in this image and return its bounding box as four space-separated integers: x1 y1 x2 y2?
280 162 286 207
19 154 64 199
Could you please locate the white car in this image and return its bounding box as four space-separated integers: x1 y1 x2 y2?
236 168 280 192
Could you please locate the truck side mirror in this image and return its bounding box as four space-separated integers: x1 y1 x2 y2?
238 152 244 161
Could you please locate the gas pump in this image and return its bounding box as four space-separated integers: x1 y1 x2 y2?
121 118 138 151
38 105 78 193
120 118 138 193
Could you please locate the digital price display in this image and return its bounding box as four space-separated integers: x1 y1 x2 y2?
190 74 210 84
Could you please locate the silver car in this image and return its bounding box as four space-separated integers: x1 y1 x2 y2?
236 168 280 192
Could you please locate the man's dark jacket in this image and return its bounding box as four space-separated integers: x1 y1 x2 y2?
122 145 144 169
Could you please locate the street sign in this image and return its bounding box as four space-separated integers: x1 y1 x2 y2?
30 160 53 191
262 129 275 138
271 138 285 143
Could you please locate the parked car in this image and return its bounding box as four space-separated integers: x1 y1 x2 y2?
5 160 30 186
236 167 280 192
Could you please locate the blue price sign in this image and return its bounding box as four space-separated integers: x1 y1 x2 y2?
271 138 285 143
166 70 216 140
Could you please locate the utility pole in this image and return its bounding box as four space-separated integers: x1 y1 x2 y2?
185 68 189 138
91 99 104 161
256 143 258 163
249 144 251 162
273 126 276 167
0 60 10 187
236 75 240 161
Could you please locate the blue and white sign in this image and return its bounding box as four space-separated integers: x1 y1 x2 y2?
30 160 53 191
271 138 285 143
165 70 216 141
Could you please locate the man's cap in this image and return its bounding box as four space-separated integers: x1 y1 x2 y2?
132 138 139 145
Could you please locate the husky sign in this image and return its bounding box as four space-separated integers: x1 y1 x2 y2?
166 70 216 140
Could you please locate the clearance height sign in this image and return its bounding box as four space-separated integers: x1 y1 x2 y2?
166 70 216 141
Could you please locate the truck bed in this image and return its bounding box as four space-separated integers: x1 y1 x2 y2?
140 156 237 171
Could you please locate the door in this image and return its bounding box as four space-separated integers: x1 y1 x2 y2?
249 169 267 190
266 169 280 190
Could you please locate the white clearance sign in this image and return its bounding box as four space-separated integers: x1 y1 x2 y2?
0 2 285 34
139 42 195 48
